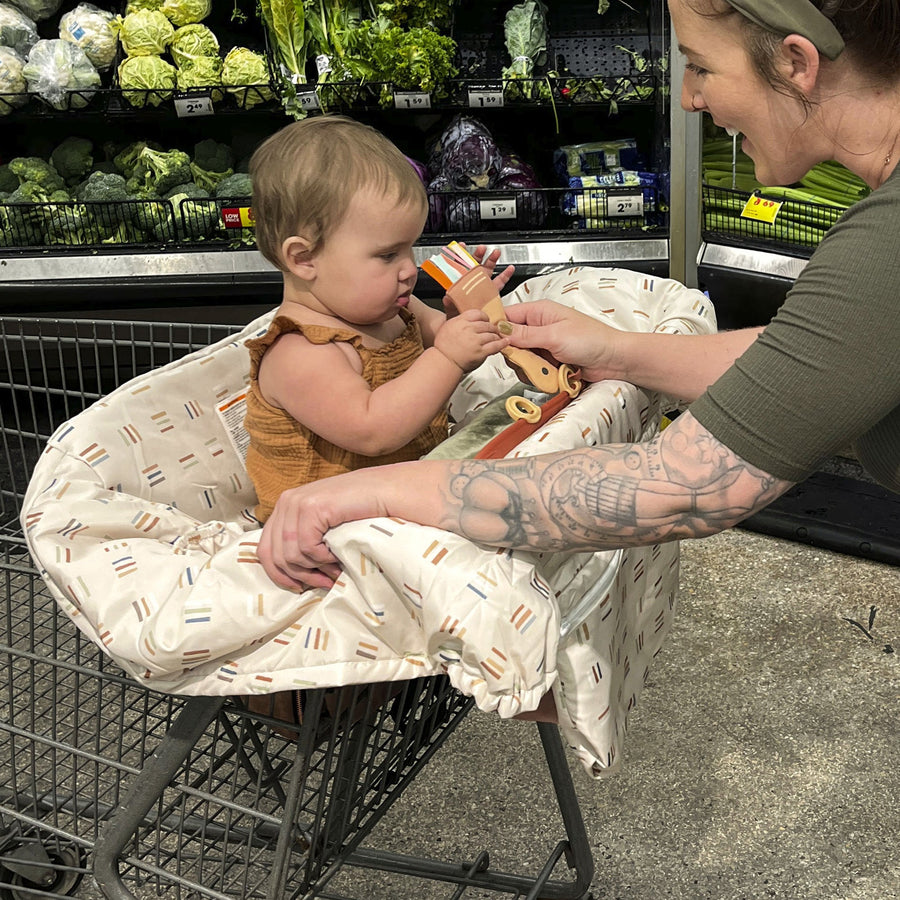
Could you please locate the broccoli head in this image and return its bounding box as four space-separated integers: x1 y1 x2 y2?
0 206 44 247
136 147 192 197
133 199 178 243
49 137 94 185
214 171 252 199
0 164 18 193
44 203 104 246
169 193 219 241
76 171 131 204
7 157 66 194
189 160 233 194
113 140 163 179
192 138 234 174
164 182 207 200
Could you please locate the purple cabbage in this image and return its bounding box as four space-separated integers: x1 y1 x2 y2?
430 115 503 190
495 153 548 227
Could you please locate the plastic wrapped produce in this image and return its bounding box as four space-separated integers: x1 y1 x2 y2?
495 153 547 227
22 38 100 110
59 3 117 70
430 115 503 190
0 45 28 115
8 0 61 22
0 2 38 56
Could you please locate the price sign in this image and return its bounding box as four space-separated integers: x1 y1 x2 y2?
393 91 432 109
740 193 783 224
221 206 255 229
467 84 504 108
295 84 321 111
607 192 644 217
174 92 214 118
479 196 517 221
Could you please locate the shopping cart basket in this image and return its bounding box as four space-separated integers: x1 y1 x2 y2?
1 316 612 900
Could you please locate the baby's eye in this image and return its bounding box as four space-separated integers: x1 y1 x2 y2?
379 252 397 262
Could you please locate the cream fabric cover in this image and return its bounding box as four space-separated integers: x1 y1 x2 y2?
22 266 715 777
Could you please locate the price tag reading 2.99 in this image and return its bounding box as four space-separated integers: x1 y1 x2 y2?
393 91 431 109
608 192 644 217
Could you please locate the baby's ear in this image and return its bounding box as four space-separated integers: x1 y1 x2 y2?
282 234 317 280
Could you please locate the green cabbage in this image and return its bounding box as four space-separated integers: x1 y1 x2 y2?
0 46 28 115
125 0 162 10
221 47 272 109
118 54 175 107
116 9 174 57
160 0 210 27
59 3 117 70
175 56 223 100
22 38 100 110
168 22 218 68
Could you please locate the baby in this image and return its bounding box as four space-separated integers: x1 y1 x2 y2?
244 115 509 523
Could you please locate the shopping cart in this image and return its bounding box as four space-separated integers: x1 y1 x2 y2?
1 316 609 900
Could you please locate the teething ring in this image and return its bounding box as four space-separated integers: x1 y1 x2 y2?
558 364 582 397
505 395 541 424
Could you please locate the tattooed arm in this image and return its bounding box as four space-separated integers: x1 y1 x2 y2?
257 411 793 589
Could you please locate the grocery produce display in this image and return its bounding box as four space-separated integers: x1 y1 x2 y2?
701 127 871 254
1 0 675 255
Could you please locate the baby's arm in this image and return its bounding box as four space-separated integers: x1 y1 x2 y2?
258 320 506 457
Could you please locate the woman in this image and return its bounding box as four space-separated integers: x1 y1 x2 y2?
257 0 900 592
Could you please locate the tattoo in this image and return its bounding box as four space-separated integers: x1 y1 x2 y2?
442 413 793 551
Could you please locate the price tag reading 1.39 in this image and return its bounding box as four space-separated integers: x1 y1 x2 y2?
393 91 431 110
607 192 644 217
740 193 783 224
479 196 517 221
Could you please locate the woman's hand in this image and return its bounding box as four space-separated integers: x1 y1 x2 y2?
503 299 627 384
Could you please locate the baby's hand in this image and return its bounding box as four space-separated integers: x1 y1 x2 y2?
434 309 508 372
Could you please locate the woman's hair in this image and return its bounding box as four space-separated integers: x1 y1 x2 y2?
249 115 427 271
692 0 900 100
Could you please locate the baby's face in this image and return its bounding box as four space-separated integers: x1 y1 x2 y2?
309 188 427 326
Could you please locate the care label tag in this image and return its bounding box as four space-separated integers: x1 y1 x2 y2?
740 193 783 224
479 196 517 220
607 192 644 217
174 92 214 117
215 389 250 464
393 90 431 109
221 207 255 228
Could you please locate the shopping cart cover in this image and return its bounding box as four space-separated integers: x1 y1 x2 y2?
22 267 715 777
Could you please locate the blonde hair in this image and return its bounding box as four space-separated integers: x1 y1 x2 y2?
249 116 427 271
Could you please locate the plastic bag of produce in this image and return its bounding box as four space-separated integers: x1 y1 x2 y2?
118 53 175 107
116 8 174 57
22 38 101 110
430 115 502 190
59 3 117 70
0 2 38 56
8 0 61 22
0 45 27 114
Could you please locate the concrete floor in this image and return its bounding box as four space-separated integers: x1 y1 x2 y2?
346 528 900 900
68 527 898 900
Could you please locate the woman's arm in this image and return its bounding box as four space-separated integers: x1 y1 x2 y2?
257 411 794 589
504 300 763 402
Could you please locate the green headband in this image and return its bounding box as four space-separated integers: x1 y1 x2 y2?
726 0 845 60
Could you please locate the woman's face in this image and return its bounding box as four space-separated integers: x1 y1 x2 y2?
668 0 815 186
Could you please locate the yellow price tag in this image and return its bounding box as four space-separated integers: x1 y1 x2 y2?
740 193 783 224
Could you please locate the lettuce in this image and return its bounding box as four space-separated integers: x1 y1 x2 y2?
116 9 174 57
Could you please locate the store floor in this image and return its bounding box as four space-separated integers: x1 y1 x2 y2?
75 528 899 900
